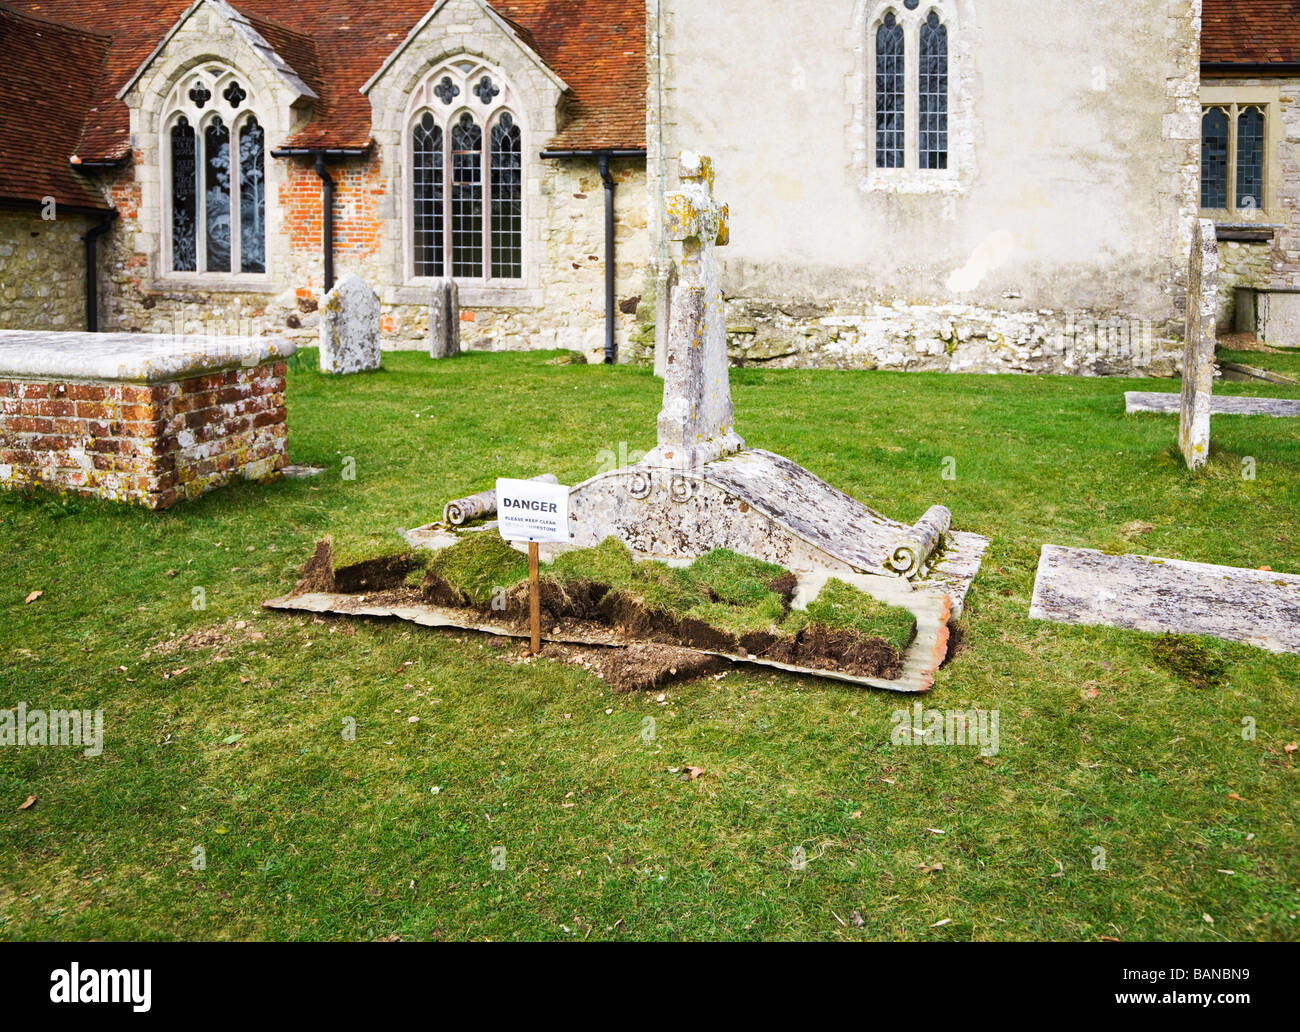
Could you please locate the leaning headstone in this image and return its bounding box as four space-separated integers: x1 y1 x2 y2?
1179 218 1219 470
652 260 677 379
1030 544 1300 654
429 279 461 359
644 152 744 468
319 274 381 374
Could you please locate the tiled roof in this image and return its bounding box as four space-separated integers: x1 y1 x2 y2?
0 0 644 177
1203 0 1300 66
0 6 114 210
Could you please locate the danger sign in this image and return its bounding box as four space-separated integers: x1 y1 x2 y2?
496 477 570 543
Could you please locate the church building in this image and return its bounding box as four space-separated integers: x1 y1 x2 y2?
0 0 1296 371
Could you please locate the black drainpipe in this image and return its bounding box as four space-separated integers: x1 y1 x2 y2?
82 210 118 332
598 153 617 364
539 148 645 364
314 153 335 293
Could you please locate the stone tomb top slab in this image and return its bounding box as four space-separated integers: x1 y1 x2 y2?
1125 391 1300 418
1029 544 1300 654
0 330 296 383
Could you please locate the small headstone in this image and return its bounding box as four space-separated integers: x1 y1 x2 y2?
429 280 461 359
319 274 381 375
652 261 677 379
1179 218 1219 470
644 152 744 468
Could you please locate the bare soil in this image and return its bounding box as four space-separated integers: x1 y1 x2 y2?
288 538 909 685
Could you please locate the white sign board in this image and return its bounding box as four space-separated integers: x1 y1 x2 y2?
495 478 570 544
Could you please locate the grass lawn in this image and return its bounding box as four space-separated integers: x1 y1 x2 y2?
1 350 1297 941
1219 348 1300 378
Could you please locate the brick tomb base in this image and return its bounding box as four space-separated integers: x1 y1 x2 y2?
0 331 297 509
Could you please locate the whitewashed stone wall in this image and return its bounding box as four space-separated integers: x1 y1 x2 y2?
647 0 1203 373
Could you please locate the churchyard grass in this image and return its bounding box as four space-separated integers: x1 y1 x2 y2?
1 350 1297 941
1219 347 1300 378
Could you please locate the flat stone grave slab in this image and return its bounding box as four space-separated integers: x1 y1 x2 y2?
0 330 293 382
1029 544 1300 654
1125 391 1300 418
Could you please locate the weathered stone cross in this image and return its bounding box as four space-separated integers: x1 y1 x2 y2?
644 151 745 469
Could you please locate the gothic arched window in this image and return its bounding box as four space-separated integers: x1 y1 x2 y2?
164 68 266 275
1200 107 1229 210
919 12 948 169
875 12 905 168
409 61 524 280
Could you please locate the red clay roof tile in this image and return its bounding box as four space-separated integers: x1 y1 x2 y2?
0 0 644 178
1203 0 1300 66
0 6 113 209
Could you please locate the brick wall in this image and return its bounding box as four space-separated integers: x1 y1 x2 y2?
0 362 288 509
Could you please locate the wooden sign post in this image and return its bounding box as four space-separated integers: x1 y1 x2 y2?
528 540 540 654
495 477 571 656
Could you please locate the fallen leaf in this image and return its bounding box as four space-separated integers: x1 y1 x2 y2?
1099 935 1120 942
919 862 944 874
18 794 37 810
24 590 42 604
1285 742 1297 755
685 766 706 780
931 918 951 928
221 733 244 745
1227 792 1246 802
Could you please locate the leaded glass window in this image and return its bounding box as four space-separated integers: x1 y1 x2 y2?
919 12 948 170
165 67 267 275
408 63 525 280
171 117 197 272
1201 107 1229 209
875 13 905 169
238 118 265 274
204 116 231 273
1236 106 1265 211
413 113 444 277
490 113 523 279
450 113 483 278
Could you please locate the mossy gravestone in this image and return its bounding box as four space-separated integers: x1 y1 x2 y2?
1179 218 1219 470
319 274 381 375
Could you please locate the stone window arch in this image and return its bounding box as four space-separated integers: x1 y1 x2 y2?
406 60 525 282
163 65 267 275
852 0 973 193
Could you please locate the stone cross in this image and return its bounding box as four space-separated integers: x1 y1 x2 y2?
1179 218 1219 470
644 151 745 468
